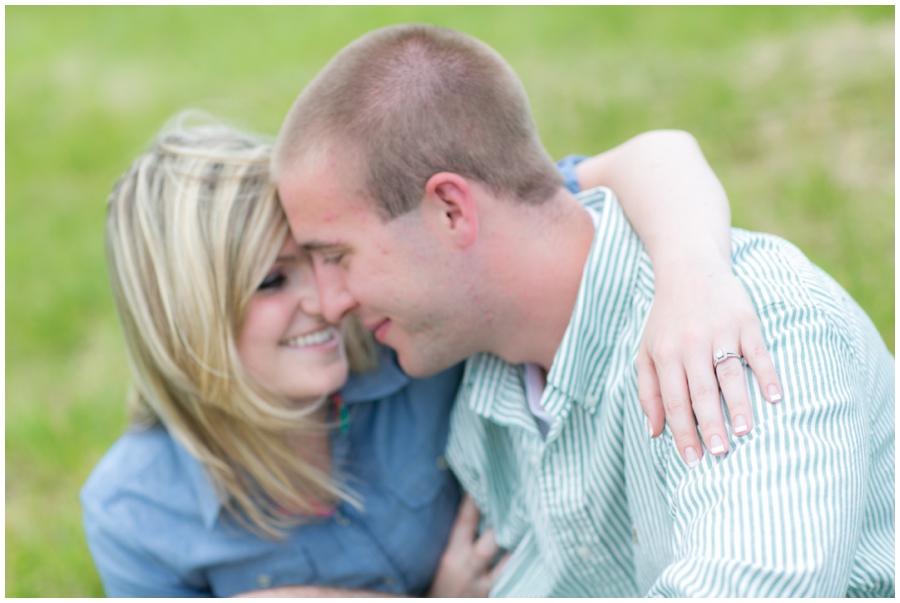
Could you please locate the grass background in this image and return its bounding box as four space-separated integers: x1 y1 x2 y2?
6 6 894 597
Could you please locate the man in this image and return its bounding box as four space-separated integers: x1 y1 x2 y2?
273 24 893 597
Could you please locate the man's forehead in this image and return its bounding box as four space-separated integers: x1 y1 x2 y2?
285 136 366 186
279 153 372 212
281 185 373 251
277 160 340 209
282 184 375 229
276 140 386 243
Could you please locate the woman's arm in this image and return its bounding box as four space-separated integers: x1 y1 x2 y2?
574 130 782 466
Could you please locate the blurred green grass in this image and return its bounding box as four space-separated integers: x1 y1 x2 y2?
6 6 893 597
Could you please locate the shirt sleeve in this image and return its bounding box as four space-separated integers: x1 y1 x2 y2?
82 498 211 597
556 155 589 194
646 298 887 597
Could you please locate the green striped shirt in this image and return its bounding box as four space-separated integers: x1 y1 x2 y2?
446 187 894 597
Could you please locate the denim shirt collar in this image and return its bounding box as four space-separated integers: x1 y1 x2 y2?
171 343 410 528
338 344 409 404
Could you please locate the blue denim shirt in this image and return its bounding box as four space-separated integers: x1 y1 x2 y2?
556 154 588 195
81 345 465 597
80 158 584 597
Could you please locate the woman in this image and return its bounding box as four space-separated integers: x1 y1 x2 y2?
82 117 496 597
82 114 776 597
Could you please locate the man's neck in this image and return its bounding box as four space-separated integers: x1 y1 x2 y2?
482 189 596 371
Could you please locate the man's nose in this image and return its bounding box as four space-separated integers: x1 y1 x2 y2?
313 265 357 324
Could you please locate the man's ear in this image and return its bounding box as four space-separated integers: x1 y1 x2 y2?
422 172 478 248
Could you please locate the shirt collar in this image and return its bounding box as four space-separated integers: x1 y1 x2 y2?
165 344 409 530
544 186 644 414
461 354 543 433
339 343 409 404
461 187 639 425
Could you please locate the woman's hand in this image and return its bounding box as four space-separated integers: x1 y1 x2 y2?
640 257 783 467
427 495 508 597
572 130 782 467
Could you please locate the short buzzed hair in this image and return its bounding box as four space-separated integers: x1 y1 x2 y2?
274 23 564 219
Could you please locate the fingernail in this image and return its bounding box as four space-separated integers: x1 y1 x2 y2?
646 417 654 438
733 415 749 436
684 446 700 469
709 435 725 455
767 384 782 403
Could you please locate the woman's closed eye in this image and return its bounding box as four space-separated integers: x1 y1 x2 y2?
257 271 287 291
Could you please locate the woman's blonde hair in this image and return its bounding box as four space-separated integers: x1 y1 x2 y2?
105 112 377 538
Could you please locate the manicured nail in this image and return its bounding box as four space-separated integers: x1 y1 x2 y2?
684 446 700 469
733 415 749 436
709 435 725 455
646 417 654 438
767 384 782 403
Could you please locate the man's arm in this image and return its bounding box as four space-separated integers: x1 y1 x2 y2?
645 277 891 596
573 130 782 467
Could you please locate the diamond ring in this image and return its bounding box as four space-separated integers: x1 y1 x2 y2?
713 348 742 369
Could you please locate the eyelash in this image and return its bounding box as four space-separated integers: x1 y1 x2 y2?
257 272 286 291
322 253 345 266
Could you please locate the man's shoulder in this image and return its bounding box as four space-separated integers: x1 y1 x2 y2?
731 230 865 326
731 228 893 380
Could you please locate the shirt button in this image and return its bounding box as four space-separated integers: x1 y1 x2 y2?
530 454 540 469
577 545 591 559
335 512 351 526
585 391 600 407
381 576 395 587
257 574 271 588
435 455 449 471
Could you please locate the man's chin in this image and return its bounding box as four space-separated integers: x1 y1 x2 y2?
395 347 446 379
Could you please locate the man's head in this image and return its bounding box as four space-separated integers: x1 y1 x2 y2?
273 24 564 376
274 23 563 218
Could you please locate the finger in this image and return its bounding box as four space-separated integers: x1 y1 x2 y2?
489 552 511 583
473 527 500 567
637 346 665 438
656 358 704 469
740 318 783 405
685 351 730 456
447 495 479 550
715 352 754 438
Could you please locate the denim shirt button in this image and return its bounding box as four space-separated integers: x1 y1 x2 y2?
435 456 449 471
257 574 271 588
